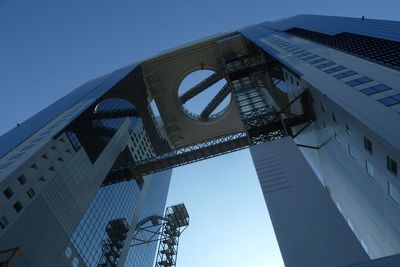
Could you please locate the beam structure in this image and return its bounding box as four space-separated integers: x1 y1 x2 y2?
89 109 140 120
199 83 232 120
179 71 225 104
101 54 315 185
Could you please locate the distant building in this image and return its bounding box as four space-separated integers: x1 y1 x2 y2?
1 14 400 267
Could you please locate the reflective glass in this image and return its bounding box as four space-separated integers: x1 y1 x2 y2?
0 64 138 158
303 55 318 61
360 84 391 95
334 71 357 79
324 66 345 74
379 96 399 106
316 61 335 69
309 58 326 65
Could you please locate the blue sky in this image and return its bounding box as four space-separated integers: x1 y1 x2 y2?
0 1 399 266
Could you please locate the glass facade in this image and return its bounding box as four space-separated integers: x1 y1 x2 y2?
71 181 141 266
69 104 172 267
0 63 138 159
71 169 172 267
285 28 400 70
258 14 400 43
126 169 172 266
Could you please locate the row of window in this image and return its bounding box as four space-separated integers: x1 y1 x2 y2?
322 101 398 178
268 36 400 108
130 129 154 162
363 136 398 176
321 101 399 210
0 122 68 172
0 139 72 229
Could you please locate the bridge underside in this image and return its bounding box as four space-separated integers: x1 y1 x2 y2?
60 32 316 186
97 32 315 185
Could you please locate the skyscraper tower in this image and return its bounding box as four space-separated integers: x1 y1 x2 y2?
1 14 400 267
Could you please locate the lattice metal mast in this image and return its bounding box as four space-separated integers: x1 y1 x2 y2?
130 204 189 267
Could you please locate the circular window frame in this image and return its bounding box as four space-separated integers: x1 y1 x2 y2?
176 67 233 122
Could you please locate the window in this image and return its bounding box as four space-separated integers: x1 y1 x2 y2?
387 156 398 175
296 52 311 58
58 157 64 162
30 164 38 169
378 93 400 106
388 182 400 205
322 120 326 128
18 175 27 186
13 201 23 213
51 145 57 151
360 84 391 95
366 160 375 177
3 187 13 199
345 77 373 87
293 50 305 55
38 176 46 182
334 70 357 79
332 112 337 123
27 188 36 199
324 65 345 74
49 166 55 171
364 137 372 154
303 55 318 61
309 58 326 65
315 61 335 69
41 154 48 159
0 216 9 229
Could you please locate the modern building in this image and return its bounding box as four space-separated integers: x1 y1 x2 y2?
1 14 400 267
0 67 174 266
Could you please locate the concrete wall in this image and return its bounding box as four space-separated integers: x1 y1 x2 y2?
250 138 369 267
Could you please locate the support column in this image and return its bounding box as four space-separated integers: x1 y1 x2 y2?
250 137 369 267
117 174 153 267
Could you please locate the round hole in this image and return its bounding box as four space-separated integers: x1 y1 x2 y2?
178 70 231 120
72 257 79 267
64 247 72 258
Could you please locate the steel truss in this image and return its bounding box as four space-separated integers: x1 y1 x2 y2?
98 219 130 267
130 204 189 267
179 71 226 104
103 52 315 185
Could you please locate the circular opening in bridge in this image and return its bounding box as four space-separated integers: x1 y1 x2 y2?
178 70 231 121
